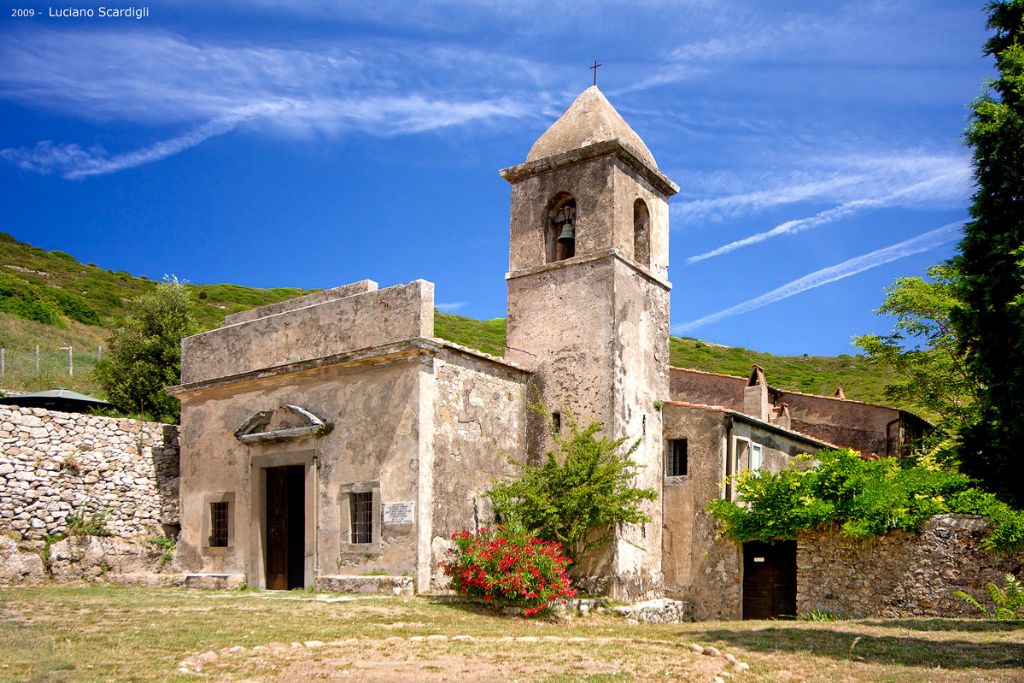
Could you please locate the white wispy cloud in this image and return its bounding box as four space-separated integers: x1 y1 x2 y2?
1 104 284 179
436 301 469 312
672 221 963 334
0 30 544 178
676 153 972 225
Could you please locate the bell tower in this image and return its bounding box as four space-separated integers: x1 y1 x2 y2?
500 86 679 599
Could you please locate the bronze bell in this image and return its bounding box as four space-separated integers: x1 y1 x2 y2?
557 223 575 243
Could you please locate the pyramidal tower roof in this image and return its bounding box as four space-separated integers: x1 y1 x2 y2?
526 86 658 169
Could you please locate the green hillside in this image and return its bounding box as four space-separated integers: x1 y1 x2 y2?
433 315 903 410
0 232 905 413
0 232 310 393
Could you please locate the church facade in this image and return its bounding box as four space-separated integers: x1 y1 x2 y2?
170 87 925 619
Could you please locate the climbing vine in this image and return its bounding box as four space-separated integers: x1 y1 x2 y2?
707 449 1024 552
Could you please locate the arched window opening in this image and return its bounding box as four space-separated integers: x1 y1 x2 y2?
545 193 577 263
633 198 650 267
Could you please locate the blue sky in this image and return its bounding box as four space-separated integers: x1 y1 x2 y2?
0 1 992 355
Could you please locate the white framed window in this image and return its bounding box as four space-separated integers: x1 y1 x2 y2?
749 442 763 470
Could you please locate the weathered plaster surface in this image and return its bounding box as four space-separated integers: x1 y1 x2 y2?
182 280 433 385
223 280 378 326
661 403 822 620
668 367 924 454
176 358 422 586
429 350 530 590
502 112 677 599
661 405 739 620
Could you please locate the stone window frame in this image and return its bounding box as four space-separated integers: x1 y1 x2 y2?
665 438 688 478
339 480 381 553
202 492 235 555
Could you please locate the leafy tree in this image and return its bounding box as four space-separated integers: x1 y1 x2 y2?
854 264 980 462
952 0 1024 506
486 413 657 565
94 280 198 423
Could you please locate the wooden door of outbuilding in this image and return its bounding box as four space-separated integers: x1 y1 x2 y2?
742 540 797 619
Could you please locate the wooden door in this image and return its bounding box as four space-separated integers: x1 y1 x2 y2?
742 540 797 619
266 468 290 590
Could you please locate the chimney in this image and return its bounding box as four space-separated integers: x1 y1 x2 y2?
743 365 769 421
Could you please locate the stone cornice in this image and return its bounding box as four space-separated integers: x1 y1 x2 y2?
505 248 672 291
499 139 680 197
168 337 530 397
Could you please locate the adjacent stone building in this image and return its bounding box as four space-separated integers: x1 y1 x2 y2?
169 86 940 615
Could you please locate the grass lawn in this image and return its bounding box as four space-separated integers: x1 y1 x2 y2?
0 586 1021 682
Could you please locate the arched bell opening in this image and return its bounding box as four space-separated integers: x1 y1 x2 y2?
545 193 577 263
633 198 651 268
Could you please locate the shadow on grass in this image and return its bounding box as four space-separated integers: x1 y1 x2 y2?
857 618 1024 633
693 626 1023 670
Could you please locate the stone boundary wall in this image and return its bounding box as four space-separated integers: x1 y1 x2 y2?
0 405 179 541
797 514 1024 618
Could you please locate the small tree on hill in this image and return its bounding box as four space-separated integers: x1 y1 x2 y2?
94 280 198 423
486 411 657 565
854 264 980 463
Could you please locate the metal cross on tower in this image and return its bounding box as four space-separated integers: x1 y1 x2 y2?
590 60 602 86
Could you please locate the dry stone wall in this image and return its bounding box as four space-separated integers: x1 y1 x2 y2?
798 514 1024 618
0 405 179 541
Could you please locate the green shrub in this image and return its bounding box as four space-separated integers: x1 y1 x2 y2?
0 274 63 326
50 289 102 325
66 510 111 537
145 528 176 567
708 448 1024 552
40 532 66 574
486 412 657 563
954 574 1024 620
440 524 576 616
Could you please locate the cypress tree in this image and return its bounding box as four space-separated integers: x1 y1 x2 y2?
953 1 1024 506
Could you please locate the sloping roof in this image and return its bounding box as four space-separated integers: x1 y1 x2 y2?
0 388 109 406
662 400 841 450
526 86 658 168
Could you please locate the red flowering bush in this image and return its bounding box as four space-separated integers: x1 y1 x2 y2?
440 524 576 616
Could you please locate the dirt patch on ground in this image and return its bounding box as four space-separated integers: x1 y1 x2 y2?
196 637 729 682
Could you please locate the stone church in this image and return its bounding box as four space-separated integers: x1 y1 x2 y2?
169 86 927 619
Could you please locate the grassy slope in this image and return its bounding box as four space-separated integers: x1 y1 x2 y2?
0 232 311 394
434 314 902 410
1 232 902 411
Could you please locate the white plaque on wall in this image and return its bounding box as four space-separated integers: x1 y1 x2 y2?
382 501 415 525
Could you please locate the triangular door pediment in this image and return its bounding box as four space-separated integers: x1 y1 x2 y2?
233 405 333 443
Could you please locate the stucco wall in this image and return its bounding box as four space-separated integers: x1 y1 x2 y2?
780 391 898 454
798 515 1024 618
668 367 911 455
0 405 179 540
223 280 378 326
661 404 823 620
181 280 434 384
661 405 739 620
669 368 746 411
429 350 530 590
609 258 669 595
176 356 424 585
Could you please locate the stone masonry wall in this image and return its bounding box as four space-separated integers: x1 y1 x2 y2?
0 405 179 540
798 514 1024 618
